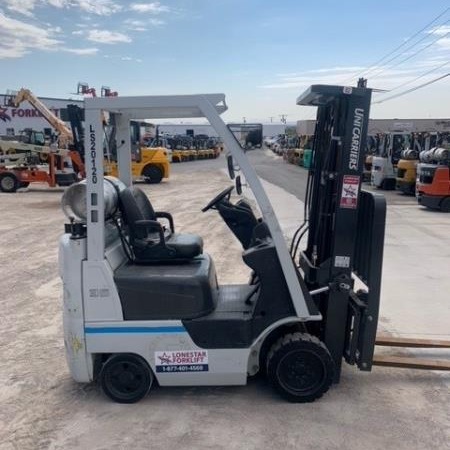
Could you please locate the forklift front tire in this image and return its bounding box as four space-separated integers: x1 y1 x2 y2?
440 197 450 213
142 165 163 184
0 173 19 193
100 353 154 404
267 333 334 403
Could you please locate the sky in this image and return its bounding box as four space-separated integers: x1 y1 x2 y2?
0 0 449 123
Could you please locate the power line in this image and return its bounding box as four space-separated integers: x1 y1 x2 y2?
369 29 450 79
343 6 450 83
373 72 450 104
377 59 449 95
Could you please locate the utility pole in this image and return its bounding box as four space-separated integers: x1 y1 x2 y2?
242 117 247 124
280 114 287 124
269 116 274 123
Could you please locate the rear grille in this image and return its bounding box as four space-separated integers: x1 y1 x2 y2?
418 167 436 184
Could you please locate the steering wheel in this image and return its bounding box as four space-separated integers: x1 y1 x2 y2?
202 186 234 212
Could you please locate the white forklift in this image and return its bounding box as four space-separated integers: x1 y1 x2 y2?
61 86 422 404
371 131 411 190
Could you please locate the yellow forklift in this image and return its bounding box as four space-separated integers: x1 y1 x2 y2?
396 132 437 195
105 121 170 184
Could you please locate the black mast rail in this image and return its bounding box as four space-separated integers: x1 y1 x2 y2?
296 84 386 381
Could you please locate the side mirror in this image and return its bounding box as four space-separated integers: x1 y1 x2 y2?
227 155 235 180
236 175 242 195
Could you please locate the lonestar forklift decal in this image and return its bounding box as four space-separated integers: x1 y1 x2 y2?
155 351 209 373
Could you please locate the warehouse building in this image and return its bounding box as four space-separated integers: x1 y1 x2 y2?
0 94 83 136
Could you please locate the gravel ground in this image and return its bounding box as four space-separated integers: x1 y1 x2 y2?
0 156 449 450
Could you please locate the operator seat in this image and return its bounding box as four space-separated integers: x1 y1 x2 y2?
216 199 259 249
119 186 203 262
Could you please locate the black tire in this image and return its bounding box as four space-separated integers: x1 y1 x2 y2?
142 165 163 184
20 182 30 188
266 333 334 403
0 173 19 193
440 197 450 213
100 353 153 404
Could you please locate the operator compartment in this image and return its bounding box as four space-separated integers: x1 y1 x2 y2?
114 254 218 320
113 185 219 320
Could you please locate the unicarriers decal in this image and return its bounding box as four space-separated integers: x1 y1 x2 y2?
349 108 364 171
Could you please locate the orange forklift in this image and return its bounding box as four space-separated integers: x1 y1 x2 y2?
416 139 450 212
396 132 437 195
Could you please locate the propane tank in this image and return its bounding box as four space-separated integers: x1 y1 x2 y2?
432 147 449 162
61 176 126 222
419 147 450 164
400 149 419 160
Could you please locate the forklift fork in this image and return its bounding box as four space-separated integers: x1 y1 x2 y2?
373 336 450 371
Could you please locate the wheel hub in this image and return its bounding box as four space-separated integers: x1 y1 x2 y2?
1 177 14 190
110 362 142 393
277 350 325 394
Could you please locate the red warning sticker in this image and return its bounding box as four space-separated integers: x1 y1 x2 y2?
340 175 360 209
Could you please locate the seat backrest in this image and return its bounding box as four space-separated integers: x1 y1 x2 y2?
119 187 156 239
217 200 258 249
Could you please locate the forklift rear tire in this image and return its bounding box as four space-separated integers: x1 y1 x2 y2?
266 333 334 403
0 173 19 193
142 165 163 184
100 353 154 404
440 197 450 213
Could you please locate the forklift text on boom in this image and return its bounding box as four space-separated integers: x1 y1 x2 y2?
349 108 364 170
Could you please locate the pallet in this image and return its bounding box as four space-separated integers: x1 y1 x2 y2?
373 335 450 371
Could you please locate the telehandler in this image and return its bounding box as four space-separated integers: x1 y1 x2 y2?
59 86 450 404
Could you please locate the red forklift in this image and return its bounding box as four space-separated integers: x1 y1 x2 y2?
416 134 450 211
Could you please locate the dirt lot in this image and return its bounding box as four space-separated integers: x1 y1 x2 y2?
0 161 449 450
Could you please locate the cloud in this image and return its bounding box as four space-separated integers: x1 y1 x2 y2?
72 30 84 35
4 0 38 17
129 2 169 13
148 18 164 26
103 54 143 62
261 38 450 91
63 47 99 55
124 17 164 31
428 25 450 36
0 11 107 58
125 19 146 27
3 0 122 16
259 61 449 92
75 0 122 15
436 37 450 50
0 11 61 58
47 0 68 7
87 29 132 44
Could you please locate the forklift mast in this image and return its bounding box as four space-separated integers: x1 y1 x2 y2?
297 84 386 377
65 104 85 160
